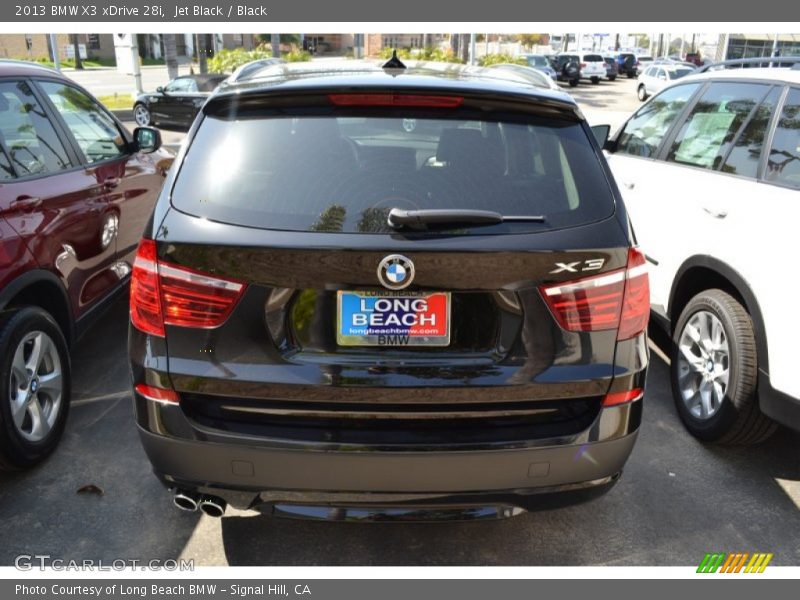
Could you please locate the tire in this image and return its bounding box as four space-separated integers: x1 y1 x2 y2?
608 75 617 81
637 85 648 101
627 71 635 78
568 79 578 87
670 290 777 445
0 307 71 470
133 103 151 127
591 77 600 84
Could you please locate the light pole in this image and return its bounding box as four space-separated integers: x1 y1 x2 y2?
470 33 476 65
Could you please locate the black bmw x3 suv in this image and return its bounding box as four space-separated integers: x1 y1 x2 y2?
129 60 650 521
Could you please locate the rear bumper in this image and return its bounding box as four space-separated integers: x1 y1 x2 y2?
137 400 640 512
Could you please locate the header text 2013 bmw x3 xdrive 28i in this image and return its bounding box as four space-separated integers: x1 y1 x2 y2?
128 60 650 521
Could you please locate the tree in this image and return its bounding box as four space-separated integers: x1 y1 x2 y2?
163 34 179 81
196 34 208 74
71 34 83 69
459 33 470 63
518 34 546 50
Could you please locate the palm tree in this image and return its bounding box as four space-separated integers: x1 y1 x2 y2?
271 33 280 58
71 34 83 69
163 34 179 80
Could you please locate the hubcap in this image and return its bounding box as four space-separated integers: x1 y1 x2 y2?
676 310 730 420
134 105 150 126
8 331 63 442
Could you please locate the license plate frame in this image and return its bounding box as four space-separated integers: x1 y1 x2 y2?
336 290 451 347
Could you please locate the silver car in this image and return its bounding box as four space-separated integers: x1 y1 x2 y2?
636 63 696 101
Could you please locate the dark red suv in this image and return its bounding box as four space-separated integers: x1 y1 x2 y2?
0 60 171 469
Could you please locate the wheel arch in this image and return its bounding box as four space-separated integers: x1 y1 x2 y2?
668 256 768 375
0 270 74 348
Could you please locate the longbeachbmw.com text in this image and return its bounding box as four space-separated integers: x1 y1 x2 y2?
13 3 268 18
16 585 313 598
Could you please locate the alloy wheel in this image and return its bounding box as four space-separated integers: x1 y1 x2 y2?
8 331 63 442
134 104 151 127
676 310 730 420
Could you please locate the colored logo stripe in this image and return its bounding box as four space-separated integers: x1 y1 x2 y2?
697 552 773 573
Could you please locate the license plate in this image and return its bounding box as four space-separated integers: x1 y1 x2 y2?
337 291 451 347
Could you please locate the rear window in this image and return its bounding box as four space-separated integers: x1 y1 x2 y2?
671 68 694 79
584 55 603 62
171 112 615 234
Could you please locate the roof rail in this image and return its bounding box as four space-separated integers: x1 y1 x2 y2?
699 56 800 73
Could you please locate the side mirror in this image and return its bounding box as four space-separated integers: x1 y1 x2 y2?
591 124 611 148
133 126 162 154
156 86 166 94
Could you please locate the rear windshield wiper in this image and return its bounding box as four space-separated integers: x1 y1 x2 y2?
387 208 546 231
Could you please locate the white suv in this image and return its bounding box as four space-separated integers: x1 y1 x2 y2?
578 53 607 84
600 59 800 444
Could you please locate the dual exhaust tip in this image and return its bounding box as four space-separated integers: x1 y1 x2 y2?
173 490 226 517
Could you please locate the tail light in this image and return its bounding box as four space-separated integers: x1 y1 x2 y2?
540 247 649 340
135 383 179 404
130 239 247 337
580 62 587 69
603 387 644 407
617 248 650 340
130 239 163 337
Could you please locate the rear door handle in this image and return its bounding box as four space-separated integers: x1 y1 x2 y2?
703 207 727 219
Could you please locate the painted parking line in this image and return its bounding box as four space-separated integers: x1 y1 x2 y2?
72 390 131 407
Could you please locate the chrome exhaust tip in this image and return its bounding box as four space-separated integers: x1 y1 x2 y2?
173 490 200 512
198 496 227 518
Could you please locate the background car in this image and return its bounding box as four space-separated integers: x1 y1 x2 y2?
603 56 619 81
517 53 558 82
636 63 696 100
0 60 170 469
224 58 285 84
635 55 654 75
549 54 581 86
133 73 228 130
601 57 800 444
684 52 705 67
616 53 639 78
577 53 607 84
484 63 560 90
129 59 649 520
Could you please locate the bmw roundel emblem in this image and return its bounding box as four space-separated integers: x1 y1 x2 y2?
377 254 415 290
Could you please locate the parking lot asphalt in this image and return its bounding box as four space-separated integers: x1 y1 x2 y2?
0 295 798 566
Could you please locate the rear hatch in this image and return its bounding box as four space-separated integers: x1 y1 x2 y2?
137 87 642 444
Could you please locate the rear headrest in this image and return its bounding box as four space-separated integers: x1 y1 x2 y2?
435 128 485 164
290 117 343 146
436 128 504 178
